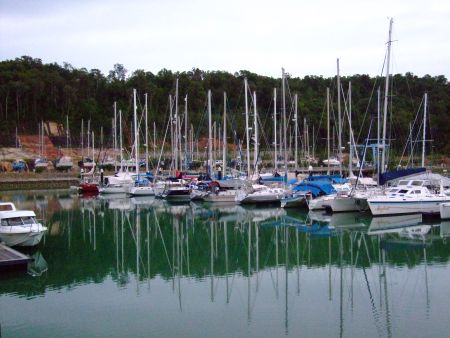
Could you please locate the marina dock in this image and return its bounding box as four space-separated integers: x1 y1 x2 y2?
0 243 32 272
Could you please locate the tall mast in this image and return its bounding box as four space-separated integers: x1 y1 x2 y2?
244 78 251 178
348 82 353 177
253 91 258 174
153 121 156 160
294 94 298 170
409 122 413 165
81 119 84 161
174 78 179 171
134 89 139 176
145 93 149 172
208 89 213 176
113 102 117 172
184 94 188 171
66 115 69 150
377 88 380 178
223 92 227 176
327 88 330 174
337 58 342 175
421 92 428 167
381 18 393 174
119 110 123 170
273 88 277 170
91 131 94 163
87 120 91 161
281 68 287 176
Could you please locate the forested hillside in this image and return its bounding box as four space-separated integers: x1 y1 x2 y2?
1 56 449 157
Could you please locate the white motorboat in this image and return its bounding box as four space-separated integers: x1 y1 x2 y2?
0 202 47 247
367 180 450 216
440 203 450 219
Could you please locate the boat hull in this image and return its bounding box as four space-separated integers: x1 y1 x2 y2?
129 186 155 196
203 191 237 203
440 203 450 219
368 199 450 216
281 195 307 208
328 196 362 213
0 228 46 247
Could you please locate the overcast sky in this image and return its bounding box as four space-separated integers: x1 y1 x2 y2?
1 0 449 78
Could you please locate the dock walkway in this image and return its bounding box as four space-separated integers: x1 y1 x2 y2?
0 243 32 271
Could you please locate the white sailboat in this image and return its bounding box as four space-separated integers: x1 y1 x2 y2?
55 115 73 170
129 92 154 196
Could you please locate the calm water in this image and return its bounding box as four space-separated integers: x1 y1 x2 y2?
1 190 449 338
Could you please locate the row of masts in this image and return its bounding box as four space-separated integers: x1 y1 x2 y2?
76 19 431 178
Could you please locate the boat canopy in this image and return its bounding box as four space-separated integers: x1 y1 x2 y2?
292 181 336 197
379 167 426 185
306 175 348 184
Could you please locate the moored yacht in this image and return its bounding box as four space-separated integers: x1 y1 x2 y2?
235 184 287 204
367 180 450 216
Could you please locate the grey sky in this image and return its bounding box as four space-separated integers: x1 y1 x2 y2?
1 0 449 78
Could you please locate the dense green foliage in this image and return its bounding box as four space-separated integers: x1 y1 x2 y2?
1 56 449 158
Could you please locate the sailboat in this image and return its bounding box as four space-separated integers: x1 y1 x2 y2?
34 121 49 170
129 92 155 196
55 115 73 171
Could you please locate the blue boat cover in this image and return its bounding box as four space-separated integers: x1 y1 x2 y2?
378 167 426 185
292 181 336 197
306 175 348 184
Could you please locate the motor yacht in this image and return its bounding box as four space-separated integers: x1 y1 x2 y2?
0 202 47 247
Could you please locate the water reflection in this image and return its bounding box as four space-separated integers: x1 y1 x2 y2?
0 191 449 337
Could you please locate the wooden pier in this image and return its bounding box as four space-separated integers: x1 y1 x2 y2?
0 243 32 272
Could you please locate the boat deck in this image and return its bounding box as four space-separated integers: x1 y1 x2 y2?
0 243 32 271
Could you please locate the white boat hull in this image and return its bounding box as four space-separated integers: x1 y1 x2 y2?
0 227 46 247
328 196 361 212
100 183 133 194
203 190 237 203
236 190 284 204
129 186 155 196
368 198 450 216
307 195 335 210
440 203 450 219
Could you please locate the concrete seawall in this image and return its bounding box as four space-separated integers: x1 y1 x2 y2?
0 177 79 191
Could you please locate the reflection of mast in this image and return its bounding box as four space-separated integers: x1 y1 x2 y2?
296 229 300 295
247 219 252 322
224 220 229 303
276 227 279 298
382 247 392 338
210 220 214 302
424 245 429 316
147 212 151 291
339 233 343 338
255 222 259 290
329 236 332 301
284 226 289 334
136 209 140 294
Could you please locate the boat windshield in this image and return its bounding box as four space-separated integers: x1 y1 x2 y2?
1 216 35 226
